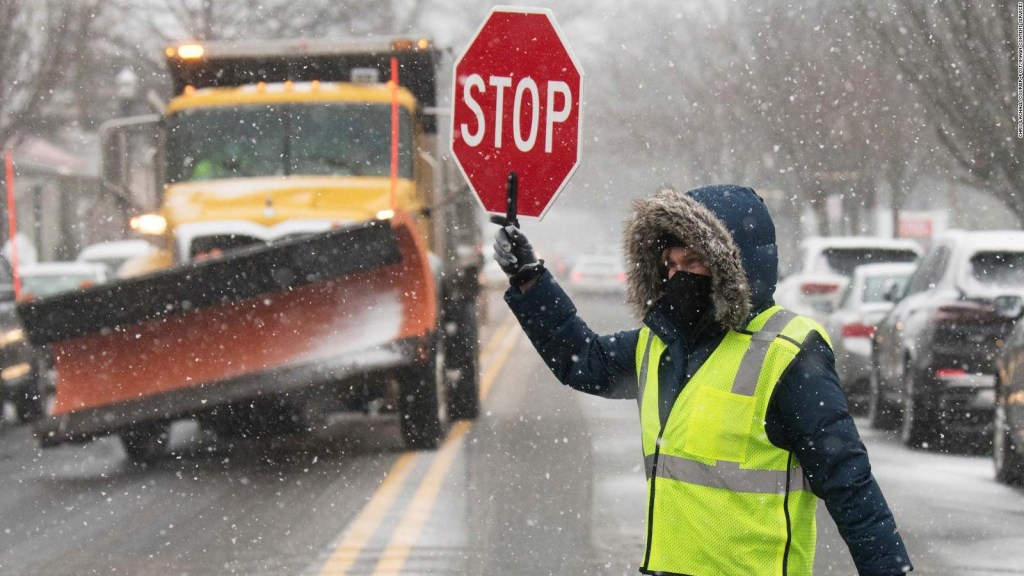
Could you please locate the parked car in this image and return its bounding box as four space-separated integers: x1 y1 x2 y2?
75 239 157 276
870 230 1024 450
776 236 922 320
0 262 109 422
823 262 917 413
565 254 627 295
993 295 1024 485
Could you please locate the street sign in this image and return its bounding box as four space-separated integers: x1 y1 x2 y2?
451 7 583 220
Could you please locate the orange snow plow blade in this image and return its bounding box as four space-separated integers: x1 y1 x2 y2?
19 212 437 444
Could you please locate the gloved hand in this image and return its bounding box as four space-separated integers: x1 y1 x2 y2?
491 218 545 288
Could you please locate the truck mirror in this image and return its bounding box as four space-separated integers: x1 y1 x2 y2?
99 114 162 226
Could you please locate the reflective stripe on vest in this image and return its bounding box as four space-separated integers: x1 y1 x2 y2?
644 453 813 493
635 306 827 576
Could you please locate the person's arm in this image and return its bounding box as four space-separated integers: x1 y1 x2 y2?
766 333 913 575
504 269 638 399
492 224 637 398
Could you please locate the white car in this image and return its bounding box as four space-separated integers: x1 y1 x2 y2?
565 254 627 295
823 262 917 413
76 239 158 276
776 236 922 320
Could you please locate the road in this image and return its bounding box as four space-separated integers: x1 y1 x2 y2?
1 289 1023 575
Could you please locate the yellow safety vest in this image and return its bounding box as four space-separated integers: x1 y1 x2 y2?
635 305 830 576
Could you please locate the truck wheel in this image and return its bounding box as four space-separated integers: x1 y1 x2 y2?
399 334 447 450
120 422 170 464
900 370 941 449
445 300 480 421
867 363 898 430
994 400 1024 486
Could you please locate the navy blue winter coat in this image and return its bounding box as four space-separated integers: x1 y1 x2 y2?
503 185 912 575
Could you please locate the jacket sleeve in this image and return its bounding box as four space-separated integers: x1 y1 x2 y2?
766 332 913 575
503 270 639 399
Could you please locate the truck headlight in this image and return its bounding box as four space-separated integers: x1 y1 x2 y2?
131 214 168 236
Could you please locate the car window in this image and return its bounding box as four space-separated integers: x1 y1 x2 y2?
821 248 919 276
905 246 949 296
21 273 102 298
968 252 1024 287
573 256 623 270
576 261 619 272
863 274 911 303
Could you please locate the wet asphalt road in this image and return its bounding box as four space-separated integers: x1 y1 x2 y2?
0 289 1022 575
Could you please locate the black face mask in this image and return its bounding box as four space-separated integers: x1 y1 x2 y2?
663 270 714 330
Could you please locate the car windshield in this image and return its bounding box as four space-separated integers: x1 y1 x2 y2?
822 248 919 276
968 251 1024 287
166 102 413 183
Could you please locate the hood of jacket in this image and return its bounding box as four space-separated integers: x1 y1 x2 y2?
622 185 778 331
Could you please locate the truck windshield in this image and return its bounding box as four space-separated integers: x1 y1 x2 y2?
165 103 414 183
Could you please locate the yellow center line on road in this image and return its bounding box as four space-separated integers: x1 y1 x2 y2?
317 452 418 575
370 420 472 575
317 307 522 576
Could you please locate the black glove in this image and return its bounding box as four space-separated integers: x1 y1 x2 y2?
492 219 545 287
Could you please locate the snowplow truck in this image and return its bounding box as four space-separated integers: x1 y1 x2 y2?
18 37 483 459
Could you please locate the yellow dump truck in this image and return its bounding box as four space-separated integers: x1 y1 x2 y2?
19 37 483 459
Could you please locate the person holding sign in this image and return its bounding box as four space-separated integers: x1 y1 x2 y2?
492 185 912 575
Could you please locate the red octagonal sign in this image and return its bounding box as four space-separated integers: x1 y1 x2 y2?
451 7 583 220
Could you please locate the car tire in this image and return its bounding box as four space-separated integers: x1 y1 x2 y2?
868 362 899 430
13 357 56 424
901 367 942 449
444 298 480 421
994 398 1024 486
12 393 39 424
119 421 169 464
399 333 447 450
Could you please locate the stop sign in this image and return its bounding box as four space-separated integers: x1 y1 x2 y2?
451 7 583 220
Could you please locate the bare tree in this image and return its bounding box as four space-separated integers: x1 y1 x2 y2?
0 0 101 147
866 0 1023 222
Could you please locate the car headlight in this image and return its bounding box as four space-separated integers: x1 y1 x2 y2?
1 362 31 382
0 328 24 348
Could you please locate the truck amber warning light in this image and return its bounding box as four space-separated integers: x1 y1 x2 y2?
130 214 167 235
176 44 205 59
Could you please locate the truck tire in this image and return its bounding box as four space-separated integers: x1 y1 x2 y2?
399 334 447 450
994 398 1024 486
445 299 480 421
120 422 170 464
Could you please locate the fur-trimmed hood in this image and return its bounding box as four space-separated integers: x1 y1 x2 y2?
622 185 778 331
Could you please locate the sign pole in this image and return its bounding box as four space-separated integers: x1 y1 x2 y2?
505 172 518 229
